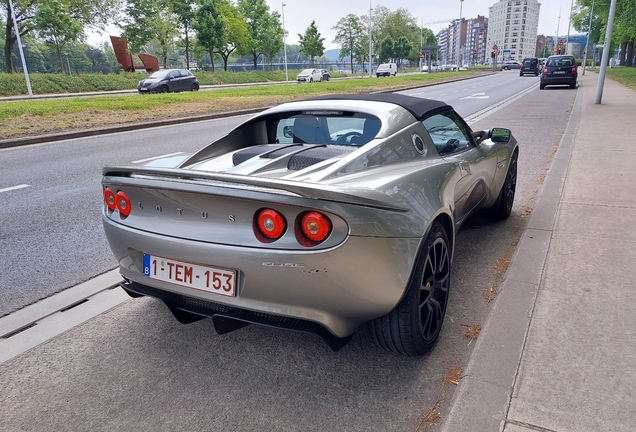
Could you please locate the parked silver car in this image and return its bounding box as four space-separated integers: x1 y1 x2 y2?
102 93 518 355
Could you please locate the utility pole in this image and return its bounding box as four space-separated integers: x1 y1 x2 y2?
595 0 617 104
8 0 32 96
368 0 373 78
582 0 595 75
566 0 575 54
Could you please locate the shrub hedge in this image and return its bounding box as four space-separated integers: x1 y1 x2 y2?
0 69 321 96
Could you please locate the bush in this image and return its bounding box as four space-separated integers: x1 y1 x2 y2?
0 70 306 96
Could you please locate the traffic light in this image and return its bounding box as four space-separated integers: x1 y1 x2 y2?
491 51 496 59
557 46 562 54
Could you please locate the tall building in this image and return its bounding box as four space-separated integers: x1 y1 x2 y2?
487 0 541 63
436 16 488 66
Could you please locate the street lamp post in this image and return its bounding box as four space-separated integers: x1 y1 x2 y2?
582 0 595 75
566 0 575 54
282 3 288 82
456 0 464 71
368 0 373 78
63 53 71 75
8 0 32 96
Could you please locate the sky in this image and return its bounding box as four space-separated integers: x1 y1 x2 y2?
87 0 583 50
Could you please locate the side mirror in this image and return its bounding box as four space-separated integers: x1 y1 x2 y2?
283 125 293 139
490 128 511 143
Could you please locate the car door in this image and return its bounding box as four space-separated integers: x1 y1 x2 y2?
422 111 495 224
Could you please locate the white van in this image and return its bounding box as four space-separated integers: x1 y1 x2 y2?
376 63 397 77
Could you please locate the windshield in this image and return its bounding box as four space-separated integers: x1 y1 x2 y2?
300 69 314 74
267 111 382 146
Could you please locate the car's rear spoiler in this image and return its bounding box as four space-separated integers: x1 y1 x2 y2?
102 166 409 212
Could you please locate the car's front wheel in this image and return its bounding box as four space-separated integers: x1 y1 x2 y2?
191 83 199 91
309 78 313 82
159 85 169 93
368 222 451 356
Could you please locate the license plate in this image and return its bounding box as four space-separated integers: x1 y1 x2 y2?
554 71 566 74
143 254 235 297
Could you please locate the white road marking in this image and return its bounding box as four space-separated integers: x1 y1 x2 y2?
460 92 490 100
132 152 186 164
0 184 30 193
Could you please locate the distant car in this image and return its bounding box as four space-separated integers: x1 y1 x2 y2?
101 93 518 356
520 58 540 76
320 69 330 81
421 65 429 72
296 69 323 82
138 69 199 93
376 63 397 77
501 61 521 70
540 55 577 89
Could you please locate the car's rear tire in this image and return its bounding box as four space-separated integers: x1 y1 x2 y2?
570 82 576 89
159 85 169 93
191 83 199 91
540 83 546 90
490 150 518 220
367 222 451 356
319 77 323 82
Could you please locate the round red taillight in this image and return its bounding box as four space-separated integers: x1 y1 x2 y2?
256 209 287 241
104 188 116 211
115 191 132 217
300 211 332 243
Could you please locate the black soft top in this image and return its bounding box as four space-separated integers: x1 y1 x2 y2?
309 93 451 120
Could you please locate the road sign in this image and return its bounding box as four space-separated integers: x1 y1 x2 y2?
493 44 498 51
420 53 424 58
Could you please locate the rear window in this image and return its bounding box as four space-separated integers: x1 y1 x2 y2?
547 57 574 67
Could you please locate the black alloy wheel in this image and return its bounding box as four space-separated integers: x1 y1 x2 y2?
368 222 451 356
491 150 518 220
191 82 199 91
159 85 169 93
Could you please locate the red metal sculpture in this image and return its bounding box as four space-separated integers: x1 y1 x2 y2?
110 36 159 73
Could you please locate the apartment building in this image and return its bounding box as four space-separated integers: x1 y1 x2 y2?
487 0 541 63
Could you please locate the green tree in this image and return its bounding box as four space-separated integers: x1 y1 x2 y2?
193 0 225 71
378 36 394 62
34 0 82 73
393 36 412 69
169 0 195 69
237 0 277 70
332 14 364 74
122 0 179 68
214 0 247 71
260 11 282 69
298 20 324 67
2 0 120 73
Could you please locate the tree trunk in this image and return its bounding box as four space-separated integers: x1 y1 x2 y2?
252 51 258 70
4 15 16 73
184 24 190 70
627 41 634 67
208 47 215 71
619 42 627 67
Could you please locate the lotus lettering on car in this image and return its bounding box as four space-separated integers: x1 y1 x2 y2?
102 93 518 355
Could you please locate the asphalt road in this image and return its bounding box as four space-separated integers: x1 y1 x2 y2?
0 73 577 431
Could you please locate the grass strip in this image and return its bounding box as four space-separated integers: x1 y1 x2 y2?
0 72 489 139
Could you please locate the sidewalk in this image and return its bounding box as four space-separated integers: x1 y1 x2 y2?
441 72 636 431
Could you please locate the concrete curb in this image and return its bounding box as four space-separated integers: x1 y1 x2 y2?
0 107 267 150
439 81 583 431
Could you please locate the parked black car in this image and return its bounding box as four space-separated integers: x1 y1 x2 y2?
540 55 577 89
520 57 540 76
138 69 200 94
320 69 330 81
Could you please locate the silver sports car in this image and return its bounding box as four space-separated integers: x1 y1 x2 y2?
102 93 518 356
